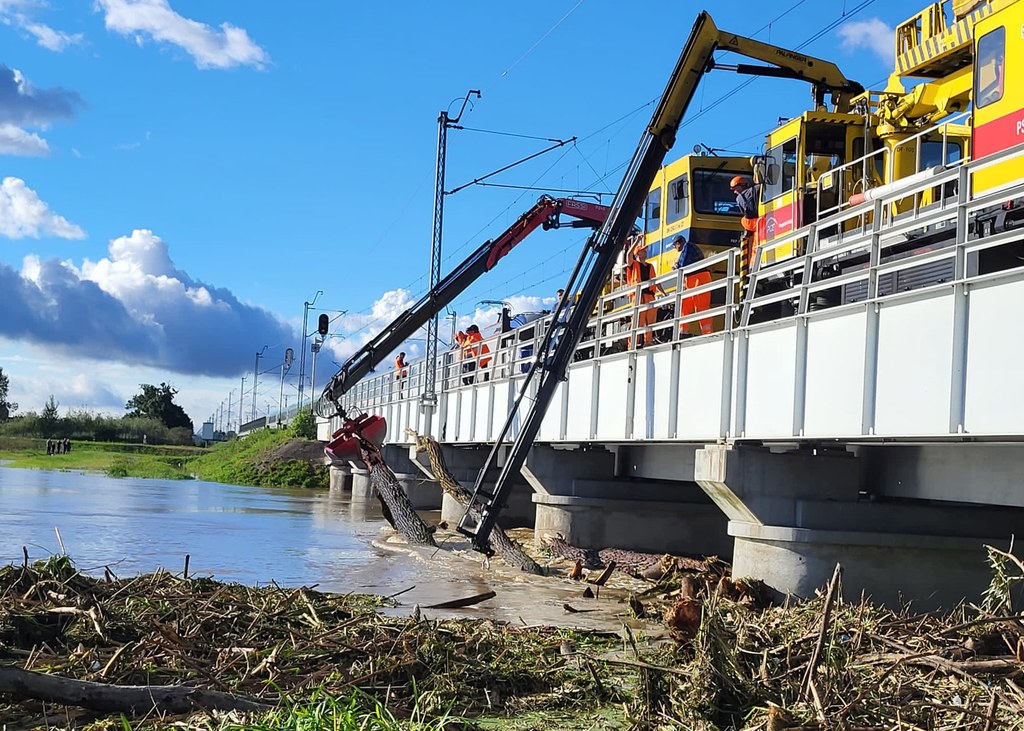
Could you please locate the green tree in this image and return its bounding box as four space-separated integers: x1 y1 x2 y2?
0 367 17 421
125 383 194 432
40 395 60 436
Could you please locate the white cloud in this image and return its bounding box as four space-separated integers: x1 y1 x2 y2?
0 177 85 239
96 0 269 70
837 18 894 64
0 229 294 380
0 1 83 52
0 122 49 155
23 21 83 51
0 65 82 157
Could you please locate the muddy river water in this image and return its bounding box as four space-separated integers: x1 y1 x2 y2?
1 467 645 631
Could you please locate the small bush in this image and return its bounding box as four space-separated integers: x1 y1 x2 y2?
291 409 318 440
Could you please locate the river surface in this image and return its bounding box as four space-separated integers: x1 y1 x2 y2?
1 467 642 630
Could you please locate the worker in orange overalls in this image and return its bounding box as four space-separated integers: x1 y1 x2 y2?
462 324 491 384
731 175 761 306
394 351 408 380
624 239 666 347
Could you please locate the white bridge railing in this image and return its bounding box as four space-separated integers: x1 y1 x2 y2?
335 140 1024 447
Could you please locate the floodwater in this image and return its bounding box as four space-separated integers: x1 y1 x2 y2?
0 467 645 631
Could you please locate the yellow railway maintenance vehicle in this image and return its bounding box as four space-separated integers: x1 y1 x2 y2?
750 0 1024 312
641 152 750 275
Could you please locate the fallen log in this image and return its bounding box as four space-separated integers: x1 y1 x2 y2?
359 439 437 547
425 590 496 609
0 665 272 715
408 431 543 575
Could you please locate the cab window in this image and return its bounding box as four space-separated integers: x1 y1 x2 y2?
976 26 1005 108
764 137 798 201
665 174 688 224
921 140 963 169
644 188 661 233
692 169 741 215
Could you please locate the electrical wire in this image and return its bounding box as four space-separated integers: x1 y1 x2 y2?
334 0 884 344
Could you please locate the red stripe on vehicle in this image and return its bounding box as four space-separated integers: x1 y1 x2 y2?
974 107 1024 159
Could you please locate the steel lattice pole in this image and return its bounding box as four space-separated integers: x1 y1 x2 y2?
420 110 449 432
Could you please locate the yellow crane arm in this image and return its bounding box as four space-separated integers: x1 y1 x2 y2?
877 64 973 133
650 9 863 144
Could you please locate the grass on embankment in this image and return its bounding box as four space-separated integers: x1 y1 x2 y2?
187 427 328 489
0 436 201 480
0 430 327 488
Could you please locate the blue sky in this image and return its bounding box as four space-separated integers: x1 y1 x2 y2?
0 0 925 426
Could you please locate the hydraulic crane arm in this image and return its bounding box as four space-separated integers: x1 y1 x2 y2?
318 195 609 415
457 11 862 553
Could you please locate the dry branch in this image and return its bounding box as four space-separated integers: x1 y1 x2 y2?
0 665 272 714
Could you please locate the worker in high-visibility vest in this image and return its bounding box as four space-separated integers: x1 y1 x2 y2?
731 176 760 307
462 324 491 384
625 241 666 347
394 352 408 380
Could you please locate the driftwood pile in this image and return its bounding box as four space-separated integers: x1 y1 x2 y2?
4 548 1024 729
0 554 624 727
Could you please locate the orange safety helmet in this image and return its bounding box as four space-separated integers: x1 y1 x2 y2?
730 175 749 190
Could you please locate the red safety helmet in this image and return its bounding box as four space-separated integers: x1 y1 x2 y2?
729 175 748 190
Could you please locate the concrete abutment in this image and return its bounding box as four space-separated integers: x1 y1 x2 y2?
695 444 1024 609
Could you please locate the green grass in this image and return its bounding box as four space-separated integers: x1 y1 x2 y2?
0 437 197 479
0 431 327 488
188 429 327 489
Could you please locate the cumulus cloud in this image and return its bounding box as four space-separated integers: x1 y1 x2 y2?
0 229 295 378
0 177 85 239
837 18 894 64
0 65 82 156
0 65 81 127
96 0 269 70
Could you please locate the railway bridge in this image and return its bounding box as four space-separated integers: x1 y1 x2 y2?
329 146 1024 608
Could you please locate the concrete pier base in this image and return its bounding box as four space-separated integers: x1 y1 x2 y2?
695 444 1024 609
329 465 352 491
730 522 1001 608
350 467 375 499
439 480 535 527
393 472 442 510
533 494 732 556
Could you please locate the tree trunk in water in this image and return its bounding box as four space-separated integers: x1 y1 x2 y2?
360 441 437 547
410 431 543 575
0 666 271 715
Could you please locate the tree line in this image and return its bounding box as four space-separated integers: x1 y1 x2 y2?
0 370 196 446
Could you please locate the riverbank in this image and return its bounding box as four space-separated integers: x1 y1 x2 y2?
2 548 1024 730
0 436 202 479
0 431 328 487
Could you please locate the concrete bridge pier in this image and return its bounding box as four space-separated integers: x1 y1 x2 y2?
407 444 535 526
328 464 352 491
694 444 1024 609
525 445 732 556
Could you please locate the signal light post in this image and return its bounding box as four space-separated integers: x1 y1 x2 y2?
298 290 322 411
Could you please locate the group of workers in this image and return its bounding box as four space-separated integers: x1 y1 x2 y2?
622 174 759 345
392 174 762 380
